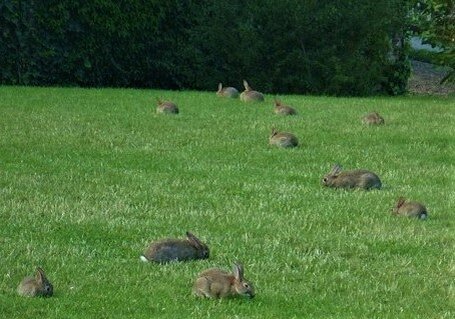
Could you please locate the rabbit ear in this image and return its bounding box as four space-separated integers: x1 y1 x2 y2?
156 97 162 104
396 197 406 208
274 98 281 106
330 164 342 176
243 80 250 90
233 263 244 281
186 231 203 249
35 267 46 284
271 127 278 136
218 83 222 91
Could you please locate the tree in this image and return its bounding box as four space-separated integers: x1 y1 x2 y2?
411 0 455 83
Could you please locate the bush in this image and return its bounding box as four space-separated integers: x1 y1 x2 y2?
0 0 411 95
410 0 455 83
409 48 442 64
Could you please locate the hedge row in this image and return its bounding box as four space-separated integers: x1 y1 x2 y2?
0 0 411 95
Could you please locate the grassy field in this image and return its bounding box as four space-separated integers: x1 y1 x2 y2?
0 86 453 318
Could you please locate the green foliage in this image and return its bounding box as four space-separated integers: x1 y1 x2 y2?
409 47 443 64
0 86 454 318
0 0 195 87
1 0 411 95
410 0 455 83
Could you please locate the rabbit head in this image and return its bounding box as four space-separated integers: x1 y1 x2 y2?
231 263 255 298
321 164 342 187
243 80 252 91
186 231 210 259
392 197 407 214
18 267 53 297
35 267 53 296
270 128 278 138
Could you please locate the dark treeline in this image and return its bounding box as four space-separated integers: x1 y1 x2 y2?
0 0 410 95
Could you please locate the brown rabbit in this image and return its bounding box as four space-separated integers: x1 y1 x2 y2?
193 262 255 299
140 231 209 263
362 111 384 125
274 99 297 115
240 80 264 102
216 83 240 98
392 197 428 220
321 164 382 190
269 128 298 148
17 267 53 297
156 98 179 114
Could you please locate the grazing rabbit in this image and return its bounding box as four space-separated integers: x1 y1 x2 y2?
269 128 298 148
193 262 255 299
140 231 209 263
392 197 428 220
321 164 382 190
240 80 264 102
274 99 297 115
17 267 53 297
216 83 239 98
362 111 384 125
156 98 179 114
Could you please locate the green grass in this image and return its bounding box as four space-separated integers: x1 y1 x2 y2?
0 86 454 318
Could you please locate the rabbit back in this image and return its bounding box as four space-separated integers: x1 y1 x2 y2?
338 170 381 189
394 201 428 219
240 91 264 102
274 100 297 115
362 112 384 125
194 263 254 299
17 277 40 297
217 86 239 98
275 105 297 115
142 239 203 263
269 132 298 148
193 268 233 298
157 101 179 114
324 169 381 190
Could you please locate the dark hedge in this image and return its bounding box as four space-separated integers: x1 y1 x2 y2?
0 0 411 95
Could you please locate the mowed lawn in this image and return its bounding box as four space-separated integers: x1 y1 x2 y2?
0 86 453 318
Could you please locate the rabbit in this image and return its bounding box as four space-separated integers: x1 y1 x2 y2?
274 99 297 115
193 262 255 299
140 231 209 263
392 197 428 220
362 111 384 125
156 98 179 114
216 83 239 98
321 164 382 190
240 80 264 102
269 128 298 148
17 267 53 297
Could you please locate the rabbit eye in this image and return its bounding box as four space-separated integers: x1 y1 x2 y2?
323 178 327 182
243 283 249 288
